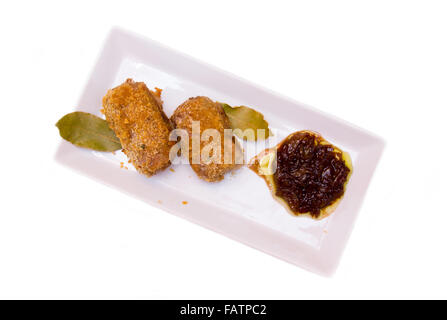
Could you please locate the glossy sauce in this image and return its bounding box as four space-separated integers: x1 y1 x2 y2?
274 132 350 217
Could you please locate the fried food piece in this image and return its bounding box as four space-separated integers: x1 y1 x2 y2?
249 131 352 220
102 79 174 177
171 96 241 182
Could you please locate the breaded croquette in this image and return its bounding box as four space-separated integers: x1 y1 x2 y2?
171 96 241 182
102 79 174 177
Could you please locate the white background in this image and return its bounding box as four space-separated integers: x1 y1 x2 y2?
1 0 446 299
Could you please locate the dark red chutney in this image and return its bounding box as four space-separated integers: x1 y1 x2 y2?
274 132 350 217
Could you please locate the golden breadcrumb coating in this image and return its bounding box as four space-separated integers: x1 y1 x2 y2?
171 96 241 182
102 79 174 177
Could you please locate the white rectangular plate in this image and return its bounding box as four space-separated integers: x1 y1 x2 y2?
55 27 384 276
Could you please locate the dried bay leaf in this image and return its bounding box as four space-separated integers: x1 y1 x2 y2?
56 111 122 151
222 103 272 141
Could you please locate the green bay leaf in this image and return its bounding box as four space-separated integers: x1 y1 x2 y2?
222 103 271 141
56 111 122 152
